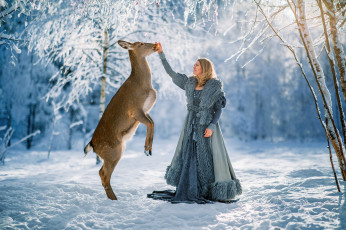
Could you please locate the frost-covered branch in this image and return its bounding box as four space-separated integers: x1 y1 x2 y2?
253 0 325 133
225 2 288 64
27 0 166 110
0 0 28 59
0 1 19 19
0 128 40 165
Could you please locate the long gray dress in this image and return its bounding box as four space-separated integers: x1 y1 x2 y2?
147 52 242 203
170 89 214 204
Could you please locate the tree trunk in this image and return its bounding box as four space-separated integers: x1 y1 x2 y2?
83 111 87 148
326 118 341 192
99 29 109 119
68 108 74 150
48 116 56 159
6 102 12 147
27 53 35 149
318 0 346 149
323 0 346 103
27 104 32 149
48 102 60 159
26 103 36 149
96 28 109 164
295 0 346 180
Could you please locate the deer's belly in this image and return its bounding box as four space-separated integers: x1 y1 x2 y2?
122 122 140 142
143 90 157 113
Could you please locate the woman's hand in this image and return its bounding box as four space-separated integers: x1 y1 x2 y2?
204 128 213 138
155 42 163 53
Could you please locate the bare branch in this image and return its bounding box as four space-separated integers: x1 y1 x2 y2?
0 1 19 19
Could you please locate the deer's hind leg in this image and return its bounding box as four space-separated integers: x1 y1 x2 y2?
99 144 122 200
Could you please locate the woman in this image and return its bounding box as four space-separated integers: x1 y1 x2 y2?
149 42 242 203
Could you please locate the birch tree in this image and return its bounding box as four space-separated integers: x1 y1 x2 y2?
322 0 346 102
293 0 346 180
252 0 346 182
317 0 346 151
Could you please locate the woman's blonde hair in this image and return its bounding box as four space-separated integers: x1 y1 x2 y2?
195 58 217 87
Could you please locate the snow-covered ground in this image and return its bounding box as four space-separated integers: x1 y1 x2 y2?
0 135 345 230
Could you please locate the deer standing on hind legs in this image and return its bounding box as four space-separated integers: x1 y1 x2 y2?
84 40 159 200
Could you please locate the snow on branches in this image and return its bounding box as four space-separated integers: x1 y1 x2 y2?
26 0 207 111
27 0 150 110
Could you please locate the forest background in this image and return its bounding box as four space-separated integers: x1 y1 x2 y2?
0 0 345 155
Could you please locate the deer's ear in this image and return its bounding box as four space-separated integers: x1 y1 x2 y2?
118 40 133 50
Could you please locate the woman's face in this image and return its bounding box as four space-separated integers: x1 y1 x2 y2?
193 61 202 77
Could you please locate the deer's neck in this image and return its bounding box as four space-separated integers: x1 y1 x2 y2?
129 51 152 86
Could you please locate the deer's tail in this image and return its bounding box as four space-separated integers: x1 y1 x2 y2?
84 141 94 158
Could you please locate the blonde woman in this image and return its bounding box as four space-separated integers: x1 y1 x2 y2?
148 42 242 203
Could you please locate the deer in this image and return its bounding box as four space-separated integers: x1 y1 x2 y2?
84 40 159 200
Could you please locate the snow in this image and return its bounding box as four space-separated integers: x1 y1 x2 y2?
1 136 345 229
0 2 18 19
0 0 6 8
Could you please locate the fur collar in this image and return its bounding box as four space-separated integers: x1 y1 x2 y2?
185 77 224 109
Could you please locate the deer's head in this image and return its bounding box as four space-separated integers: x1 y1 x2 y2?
118 40 159 57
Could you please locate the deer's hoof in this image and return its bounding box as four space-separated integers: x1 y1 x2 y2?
144 150 152 156
105 189 117 200
108 194 118 200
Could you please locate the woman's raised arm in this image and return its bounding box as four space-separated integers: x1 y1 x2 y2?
156 42 188 90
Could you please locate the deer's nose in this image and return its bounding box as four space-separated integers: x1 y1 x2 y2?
153 44 159 51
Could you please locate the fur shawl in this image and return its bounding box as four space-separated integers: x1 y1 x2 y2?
184 77 225 125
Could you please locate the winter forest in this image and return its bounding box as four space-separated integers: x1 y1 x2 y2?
1 0 346 229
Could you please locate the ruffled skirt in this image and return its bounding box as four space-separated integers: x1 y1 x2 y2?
148 121 242 203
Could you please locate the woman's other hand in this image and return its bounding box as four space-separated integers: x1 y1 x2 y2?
204 128 213 137
155 42 163 53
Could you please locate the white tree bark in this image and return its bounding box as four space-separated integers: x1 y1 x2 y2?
323 0 346 102
99 29 108 120
96 29 109 164
318 0 346 147
48 102 62 159
296 0 346 179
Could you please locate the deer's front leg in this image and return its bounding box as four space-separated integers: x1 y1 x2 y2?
134 110 154 156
